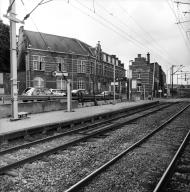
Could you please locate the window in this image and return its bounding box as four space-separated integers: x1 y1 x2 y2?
77 79 85 89
90 62 94 74
107 56 111 63
103 54 107 62
138 73 141 79
58 63 62 71
56 78 67 90
33 77 44 88
137 86 141 92
77 60 86 73
31 55 45 71
97 62 102 75
55 57 65 71
112 58 115 65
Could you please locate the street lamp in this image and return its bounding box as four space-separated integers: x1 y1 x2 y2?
128 60 133 101
69 51 74 90
113 59 116 104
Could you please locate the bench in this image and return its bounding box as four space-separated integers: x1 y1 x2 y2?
18 112 29 119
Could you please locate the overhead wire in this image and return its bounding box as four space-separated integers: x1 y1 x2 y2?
96 0 178 67
19 0 64 69
6 0 16 14
167 0 190 51
115 1 180 67
73 0 178 66
19 0 189 68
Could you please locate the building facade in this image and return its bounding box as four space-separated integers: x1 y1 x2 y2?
17 27 126 94
129 53 166 99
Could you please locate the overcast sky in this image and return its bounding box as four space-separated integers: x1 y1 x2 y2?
1 0 190 84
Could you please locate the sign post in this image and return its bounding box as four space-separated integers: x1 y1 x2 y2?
52 71 72 112
127 70 132 101
67 79 72 112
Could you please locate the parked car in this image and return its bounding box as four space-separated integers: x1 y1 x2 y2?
50 89 67 96
22 87 52 96
71 89 89 96
96 91 121 99
97 91 114 96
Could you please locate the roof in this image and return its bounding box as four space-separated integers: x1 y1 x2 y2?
24 30 95 56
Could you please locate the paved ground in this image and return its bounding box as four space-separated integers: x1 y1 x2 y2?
0 100 154 136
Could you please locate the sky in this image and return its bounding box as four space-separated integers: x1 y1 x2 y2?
1 0 190 84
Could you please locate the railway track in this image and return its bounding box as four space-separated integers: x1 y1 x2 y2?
0 102 173 175
1 102 189 191
153 127 190 192
0 101 160 143
63 102 190 192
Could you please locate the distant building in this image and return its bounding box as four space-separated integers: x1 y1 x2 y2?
129 53 166 99
17 27 126 94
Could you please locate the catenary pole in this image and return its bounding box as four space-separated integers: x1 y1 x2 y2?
9 0 18 120
151 62 155 99
113 59 116 104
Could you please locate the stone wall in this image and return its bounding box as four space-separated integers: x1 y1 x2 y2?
0 100 78 118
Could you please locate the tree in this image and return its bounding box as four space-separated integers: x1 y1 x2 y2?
0 21 10 72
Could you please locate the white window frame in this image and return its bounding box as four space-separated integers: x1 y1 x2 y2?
77 78 85 89
33 77 44 88
116 59 118 66
137 86 141 92
31 55 45 71
107 56 111 63
103 54 107 62
32 55 40 71
40 56 46 71
112 58 115 65
77 60 86 73
55 57 65 72
56 78 67 90
90 62 94 74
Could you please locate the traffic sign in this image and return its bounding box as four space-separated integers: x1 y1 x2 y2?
52 71 68 77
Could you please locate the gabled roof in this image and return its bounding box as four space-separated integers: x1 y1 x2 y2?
24 30 95 56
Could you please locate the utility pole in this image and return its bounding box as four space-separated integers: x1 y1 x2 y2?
113 59 116 104
128 60 133 101
8 0 19 120
151 62 156 99
171 65 183 97
171 65 174 97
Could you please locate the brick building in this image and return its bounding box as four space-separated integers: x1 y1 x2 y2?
129 53 166 99
17 27 126 94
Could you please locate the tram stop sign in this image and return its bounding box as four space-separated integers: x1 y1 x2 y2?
52 71 68 77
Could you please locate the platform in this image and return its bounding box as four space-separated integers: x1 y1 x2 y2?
0 100 157 138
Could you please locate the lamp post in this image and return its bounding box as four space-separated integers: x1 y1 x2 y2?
128 60 133 101
152 62 156 99
113 59 116 104
71 53 74 90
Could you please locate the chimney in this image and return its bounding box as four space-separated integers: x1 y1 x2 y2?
138 54 141 58
147 52 150 64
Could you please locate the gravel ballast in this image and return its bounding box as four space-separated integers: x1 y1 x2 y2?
0 102 189 192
